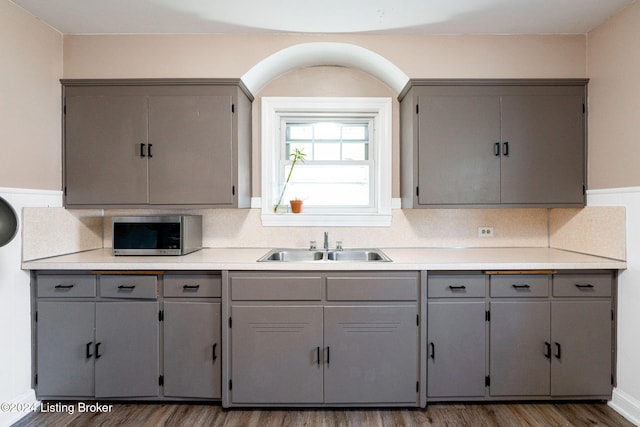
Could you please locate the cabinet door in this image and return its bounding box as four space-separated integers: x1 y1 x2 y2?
427 301 486 398
164 301 221 398
551 301 612 396
417 94 501 205
148 95 233 205
36 302 95 397
324 305 418 404
490 301 550 396
94 302 159 398
500 94 584 204
65 94 149 205
231 305 323 404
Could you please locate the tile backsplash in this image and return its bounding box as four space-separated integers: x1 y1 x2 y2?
100 208 549 250
21 206 626 262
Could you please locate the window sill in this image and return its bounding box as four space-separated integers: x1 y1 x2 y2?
257 198 399 227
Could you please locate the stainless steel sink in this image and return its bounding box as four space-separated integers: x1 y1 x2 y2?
259 249 325 262
326 249 391 262
258 248 391 262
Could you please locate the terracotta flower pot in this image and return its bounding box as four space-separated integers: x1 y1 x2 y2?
290 199 303 213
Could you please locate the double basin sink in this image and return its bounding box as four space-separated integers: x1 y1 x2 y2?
258 248 392 262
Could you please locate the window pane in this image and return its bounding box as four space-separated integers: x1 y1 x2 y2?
314 142 341 160
288 125 312 140
280 118 374 211
342 142 367 160
342 126 367 140
283 164 370 207
286 142 311 158
313 122 341 140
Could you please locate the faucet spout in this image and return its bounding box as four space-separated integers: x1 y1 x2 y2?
324 232 329 251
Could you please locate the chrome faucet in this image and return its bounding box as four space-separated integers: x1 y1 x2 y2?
324 232 329 251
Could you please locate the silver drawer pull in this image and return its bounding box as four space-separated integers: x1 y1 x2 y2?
512 284 531 289
183 284 200 290
575 283 594 289
448 285 466 291
54 284 75 289
117 285 136 290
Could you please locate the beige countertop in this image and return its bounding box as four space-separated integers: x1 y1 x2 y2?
21 247 627 271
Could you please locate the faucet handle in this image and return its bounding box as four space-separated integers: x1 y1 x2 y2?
309 240 317 250
336 241 343 251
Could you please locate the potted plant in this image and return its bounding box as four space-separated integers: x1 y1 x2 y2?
274 148 306 213
289 197 303 213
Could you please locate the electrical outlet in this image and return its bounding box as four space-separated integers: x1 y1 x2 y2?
478 227 494 237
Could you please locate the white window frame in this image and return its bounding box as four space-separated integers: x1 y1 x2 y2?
261 97 392 227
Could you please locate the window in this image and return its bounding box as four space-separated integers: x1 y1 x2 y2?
262 97 392 226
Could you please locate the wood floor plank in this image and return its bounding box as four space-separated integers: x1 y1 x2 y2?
11 402 634 427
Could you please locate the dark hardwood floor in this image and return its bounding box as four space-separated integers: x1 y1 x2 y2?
12 402 634 427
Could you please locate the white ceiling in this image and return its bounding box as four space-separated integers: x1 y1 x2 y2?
10 0 635 35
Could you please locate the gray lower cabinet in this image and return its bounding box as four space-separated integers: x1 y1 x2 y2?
490 300 551 396
324 305 418 404
427 301 487 398
94 301 160 398
227 271 420 406
162 273 222 399
36 300 160 398
163 302 221 398
35 272 224 401
550 300 612 396
62 80 252 208
36 301 95 397
427 273 487 399
231 305 324 404
35 273 160 399
399 80 587 208
489 273 613 398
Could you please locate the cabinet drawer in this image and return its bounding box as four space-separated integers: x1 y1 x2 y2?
231 276 322 301
100 275 158 299
326 277 418 301
490 275 549 298
164 274 221 298
37 274 96 298
553 273 612 297
428 274 486 298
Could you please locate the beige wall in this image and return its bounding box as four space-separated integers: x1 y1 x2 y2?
0 0 62 190
64 34 586 80
587 2 640 417
587 2 640 189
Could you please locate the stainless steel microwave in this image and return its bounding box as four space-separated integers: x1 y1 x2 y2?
112 215 202 256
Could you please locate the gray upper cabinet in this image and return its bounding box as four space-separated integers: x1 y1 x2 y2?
62 79 253 208
417 94 501 205
64 94 149 205
400 80 587 208
147 95 233 205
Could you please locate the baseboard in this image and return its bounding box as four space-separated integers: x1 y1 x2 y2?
0 389 40 427
609 388 640 426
